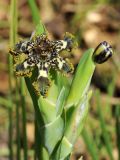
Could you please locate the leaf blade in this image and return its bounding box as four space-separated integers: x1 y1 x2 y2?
65 48 95 108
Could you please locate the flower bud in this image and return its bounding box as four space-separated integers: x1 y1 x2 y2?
92 41 113 64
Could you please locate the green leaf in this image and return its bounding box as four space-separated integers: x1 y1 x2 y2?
51 136 73 160
31 23 46 38
51 91 92 160
28 0 46 36
65 90 92 144
46 81 59 104
82 128 99 160
39 115 64 155
38 97 56 124
38 81 59 124
56 87 66 116
28 0 40 25
96 90 114 160
65 48 95 108
28 0 46 34
73 90 92 142
56 72 71 93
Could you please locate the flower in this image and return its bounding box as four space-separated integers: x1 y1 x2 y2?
9 33 78 97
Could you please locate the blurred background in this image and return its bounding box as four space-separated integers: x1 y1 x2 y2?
0 0 120 159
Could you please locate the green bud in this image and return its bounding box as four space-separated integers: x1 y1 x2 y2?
92 41 113 64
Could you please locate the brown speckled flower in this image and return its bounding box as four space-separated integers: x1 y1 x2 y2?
9 32 78 97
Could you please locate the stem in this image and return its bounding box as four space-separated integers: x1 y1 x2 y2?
34 118 37 160
27 0 40 26
28 0 46 34
16 87 21 160
20 78 28 160
9 0 18 159
115 105 120 160
96 90 114 160
8 108 13 160
26 1 47 159
34 118 41 160
82 129 99 160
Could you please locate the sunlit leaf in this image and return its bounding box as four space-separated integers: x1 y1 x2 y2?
39 115 64 155
65 48 95 108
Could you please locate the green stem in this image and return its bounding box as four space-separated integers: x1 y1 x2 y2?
25 78 50 160
27 0 46 34
24 78 43 125
115 105 120 160
27 0 40 25
34 118 41 160
16 87 21 160
34 118 37 160
20 78 28 160
26 1 47 159
96 90 114 160
82 129 99 160
8 107 13 160
9 0 18 159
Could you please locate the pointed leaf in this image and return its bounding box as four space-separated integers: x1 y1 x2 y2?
56 87 66 116
65 90 92 144
38 81 59 124
51 136 73 160
65 48 95 108
38 97 56 124
39 116 64 155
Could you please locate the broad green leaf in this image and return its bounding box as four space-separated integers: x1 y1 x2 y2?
56 72 71 94
34 121 49 160
38 97 56 124
71 90 92 143
47 81 59 104
65 90 92 144
51 136 73 160
39 115 64 155
56 87 66 116
38 81 59 124
65 48 95 108
26 77 64 157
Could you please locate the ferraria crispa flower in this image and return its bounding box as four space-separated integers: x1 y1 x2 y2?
9 32 78 97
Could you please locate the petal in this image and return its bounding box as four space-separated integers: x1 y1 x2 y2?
32 62 51 97
64 32 78 51
15 59 35 77
32 77 51 98
53 40 68 52
51 56 74 75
